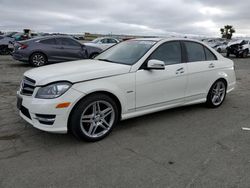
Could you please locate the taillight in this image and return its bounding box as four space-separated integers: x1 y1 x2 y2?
18 43 28 50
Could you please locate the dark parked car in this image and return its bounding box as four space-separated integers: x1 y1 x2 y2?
12 36 102 66
0 32 18 55
226 40 250 58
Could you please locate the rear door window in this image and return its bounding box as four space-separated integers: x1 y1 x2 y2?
57 38 81 47
184 41 206 62
40 38 57 45
204 47 217 61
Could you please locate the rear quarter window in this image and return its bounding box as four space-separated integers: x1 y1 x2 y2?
204 47 217 61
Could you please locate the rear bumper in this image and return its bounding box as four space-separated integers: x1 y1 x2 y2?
12 53 29 61
227 81 236 93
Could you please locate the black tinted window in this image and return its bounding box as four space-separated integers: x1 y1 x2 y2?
204 47 217 61
40 38 56 45
185 42 205 62
101 39 108 44
58 38 81 46
108 39 117 43
149 41 182 65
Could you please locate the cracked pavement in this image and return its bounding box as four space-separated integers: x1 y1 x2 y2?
0 55 250 188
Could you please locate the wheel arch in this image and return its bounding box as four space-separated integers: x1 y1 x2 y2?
67 90 122 131
207 77 228 94
29 51 48 63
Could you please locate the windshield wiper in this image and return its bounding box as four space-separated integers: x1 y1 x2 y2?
98 58 128 65
98 58 115 63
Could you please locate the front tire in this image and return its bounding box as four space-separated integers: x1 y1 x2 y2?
69 94 119 142
30 52 47 67
206 80 227 108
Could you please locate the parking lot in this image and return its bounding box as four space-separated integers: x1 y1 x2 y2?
0 55 250 187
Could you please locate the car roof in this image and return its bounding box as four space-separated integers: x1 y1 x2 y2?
130 37 203 43
130 38 164 42
95 37 118 40
29 35 74 41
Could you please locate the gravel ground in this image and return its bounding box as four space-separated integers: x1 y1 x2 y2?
0 55 250 188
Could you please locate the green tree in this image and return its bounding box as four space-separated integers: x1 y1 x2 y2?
220 25 236 39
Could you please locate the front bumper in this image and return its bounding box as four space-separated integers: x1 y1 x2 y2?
17 88 85 133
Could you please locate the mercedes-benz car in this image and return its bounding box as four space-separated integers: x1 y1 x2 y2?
17 38 236 141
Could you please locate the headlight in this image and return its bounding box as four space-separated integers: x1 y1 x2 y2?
35 82 72 99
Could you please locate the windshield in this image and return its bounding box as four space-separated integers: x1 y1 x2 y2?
96 40 156 65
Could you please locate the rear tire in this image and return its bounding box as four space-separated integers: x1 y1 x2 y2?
30 52 47 67
206 80 227 108
69 93 119 142
242 50 249 58
0 45 11 55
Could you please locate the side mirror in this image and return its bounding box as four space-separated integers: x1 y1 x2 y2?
147 59 165 70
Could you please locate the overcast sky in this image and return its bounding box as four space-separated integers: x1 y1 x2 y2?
0 0 249 37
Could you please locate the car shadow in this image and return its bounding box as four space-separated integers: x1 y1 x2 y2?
116 103 205 131
15 103 206 146
8 61 31 68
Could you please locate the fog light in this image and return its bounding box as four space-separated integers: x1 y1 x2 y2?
35 114 56 125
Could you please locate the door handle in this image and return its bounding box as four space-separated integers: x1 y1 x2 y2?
176 67 184 74
208 63 215 68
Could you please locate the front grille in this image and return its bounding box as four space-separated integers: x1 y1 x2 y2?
20 76 36 96
20 105 31 119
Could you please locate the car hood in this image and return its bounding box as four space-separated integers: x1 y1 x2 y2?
24 59 131 86
228 40 243 47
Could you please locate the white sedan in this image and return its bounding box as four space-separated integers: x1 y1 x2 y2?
84 37 119 51
17 38 236 141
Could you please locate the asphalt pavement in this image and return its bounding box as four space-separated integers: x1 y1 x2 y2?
0 55 250 188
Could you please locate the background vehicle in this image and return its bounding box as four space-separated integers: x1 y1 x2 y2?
12 36 102 66
226 39 250 58
0 32 35 55
17 38 236 141
214 41 228 53
0 32 18 55
84 37 120 50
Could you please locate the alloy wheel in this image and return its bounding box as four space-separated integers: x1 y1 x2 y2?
211 81 226 106
80 100 115 138
32 54 46 66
